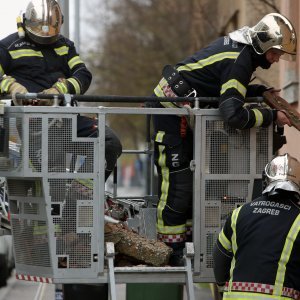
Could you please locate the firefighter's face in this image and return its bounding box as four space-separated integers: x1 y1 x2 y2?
265 48 284 64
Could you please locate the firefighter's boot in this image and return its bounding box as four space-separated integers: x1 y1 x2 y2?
168 241 185 267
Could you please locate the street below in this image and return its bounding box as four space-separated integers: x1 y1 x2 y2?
0 271 213 299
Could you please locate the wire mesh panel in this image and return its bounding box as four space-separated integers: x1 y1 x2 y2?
194 113 273 280
0 115 22 171
1 109 104 281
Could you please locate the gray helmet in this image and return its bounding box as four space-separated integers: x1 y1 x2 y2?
24 0 63 45
229 13 297 60
263 153 300 196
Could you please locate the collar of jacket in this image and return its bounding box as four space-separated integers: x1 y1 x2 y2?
250 47 272 70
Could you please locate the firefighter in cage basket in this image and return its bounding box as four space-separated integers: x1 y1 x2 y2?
213 153 300 300
0 0 122 179
0 1 122 296
148 13 295 266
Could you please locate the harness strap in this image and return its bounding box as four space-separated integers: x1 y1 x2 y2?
162 65 196 97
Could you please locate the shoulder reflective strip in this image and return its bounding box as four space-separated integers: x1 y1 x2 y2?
1 77 15 93
156 144 168 229
231 206 242 254
154 85 165 97
223 291 282 299
252 108 263 127
221 79 247 97
54 46 69 56
154 77 166 97
228 206 242 292
155 131 165 143
67 77 81 94
9 49 43 59
68 55 84 69
218 228 232 251
154 78 178 108
0 65 4 77
177 52 239 72
273 214 300 296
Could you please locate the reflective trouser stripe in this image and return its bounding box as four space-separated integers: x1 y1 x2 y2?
156 144 169 231
155 137 186 235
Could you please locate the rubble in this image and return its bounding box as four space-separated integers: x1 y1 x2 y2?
104 222 172 267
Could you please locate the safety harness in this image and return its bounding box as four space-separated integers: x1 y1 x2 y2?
161 65 196 137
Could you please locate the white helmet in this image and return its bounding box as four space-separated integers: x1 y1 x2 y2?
229 13 297 60
23 0 63 45
263 153 300 196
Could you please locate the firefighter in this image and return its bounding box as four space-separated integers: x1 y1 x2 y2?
0 2 120 299
0 0 122 179
213 153 300 299
150 13 296 266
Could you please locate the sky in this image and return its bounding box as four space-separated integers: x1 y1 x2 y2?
0 0 29 38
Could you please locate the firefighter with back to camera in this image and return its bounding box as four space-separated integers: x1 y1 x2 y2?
149 13 296 266
213 153 300 299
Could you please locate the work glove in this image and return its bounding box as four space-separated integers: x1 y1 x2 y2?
38 78 68 106
40 78 68 106
42 78 69 94
8 81 28 106
42 87 60 95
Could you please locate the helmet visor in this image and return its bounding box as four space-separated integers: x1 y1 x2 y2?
264 153 300 189
250 13 297 61
25 0 63 43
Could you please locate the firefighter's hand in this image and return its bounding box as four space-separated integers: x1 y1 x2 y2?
39 87 61 106
42 87 60 95
8 82 28 105
276 110 291 127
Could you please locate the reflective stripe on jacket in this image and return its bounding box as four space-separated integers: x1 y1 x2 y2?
0 32 92 94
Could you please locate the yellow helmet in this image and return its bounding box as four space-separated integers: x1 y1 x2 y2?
23 0 63 45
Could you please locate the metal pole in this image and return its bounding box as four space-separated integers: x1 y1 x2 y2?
74 0 81 52
58 0 70 38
